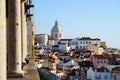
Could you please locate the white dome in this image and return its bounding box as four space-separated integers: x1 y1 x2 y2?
51 20 62 33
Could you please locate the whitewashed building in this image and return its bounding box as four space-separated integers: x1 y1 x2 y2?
69 37 101 49
87 67 111 80
59 43 70 53
111 67 120 80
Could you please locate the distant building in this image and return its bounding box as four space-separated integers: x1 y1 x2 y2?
59 43 70 53
48 20 63 50
111 67 120 80
42 59 57 74
35 34 48 46
36 20 105 54
90 55 108 68
87 44 105 54
87 67 111 80
79 61 93 72
51 20 62 40
70 37 101 49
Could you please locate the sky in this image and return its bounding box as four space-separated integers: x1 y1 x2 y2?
32 0 120 49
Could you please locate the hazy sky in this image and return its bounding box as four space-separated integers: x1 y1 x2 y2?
32 0 120 49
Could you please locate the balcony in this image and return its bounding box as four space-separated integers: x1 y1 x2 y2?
7 54 40 80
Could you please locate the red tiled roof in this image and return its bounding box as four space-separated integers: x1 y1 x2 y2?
79 37 100 40
107 59 116 62
94 67 109 72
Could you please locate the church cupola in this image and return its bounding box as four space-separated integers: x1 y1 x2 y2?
51 20 62 40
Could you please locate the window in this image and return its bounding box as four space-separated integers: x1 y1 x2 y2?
83 46 85 49
97 60 99 63
104 60 106 63
114 75 116 80
83 42 85 44
104 75 107 79
80 46 82 48
73 42 74 45
80 42 82 44
89 41 91 44
95 75 101 79
75 42 77 44
86 41 88 44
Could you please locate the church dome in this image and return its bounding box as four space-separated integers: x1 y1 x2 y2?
51 20 62 33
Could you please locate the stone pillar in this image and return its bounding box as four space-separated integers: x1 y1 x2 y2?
0 0 6 80
27 17 32 54
7 0 24 77
21 1 27 63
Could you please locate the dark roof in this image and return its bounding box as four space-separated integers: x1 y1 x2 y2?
53 45 59 47
79 37 91 40
38 68 60 80
60 39 72 41
112 67 120 71
79 37 100 40
79 61 93 67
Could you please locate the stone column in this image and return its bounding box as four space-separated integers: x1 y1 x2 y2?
27 17 32 54
0 0 6 80
21 1 27 63
7 0 24 77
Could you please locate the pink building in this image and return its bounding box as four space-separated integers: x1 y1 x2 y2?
90 55 108 68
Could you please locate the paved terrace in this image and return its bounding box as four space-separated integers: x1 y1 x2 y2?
7 54 40 80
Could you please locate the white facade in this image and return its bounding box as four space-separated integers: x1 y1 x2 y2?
87 67 111 80
64 59 78 67
70 38 78 46
87 67 95 80
69 45 76 49
70 37 101 49
111 68 120 80
59 43 70 53
48 40 55 45
48 40 59 46
107 65 120 72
